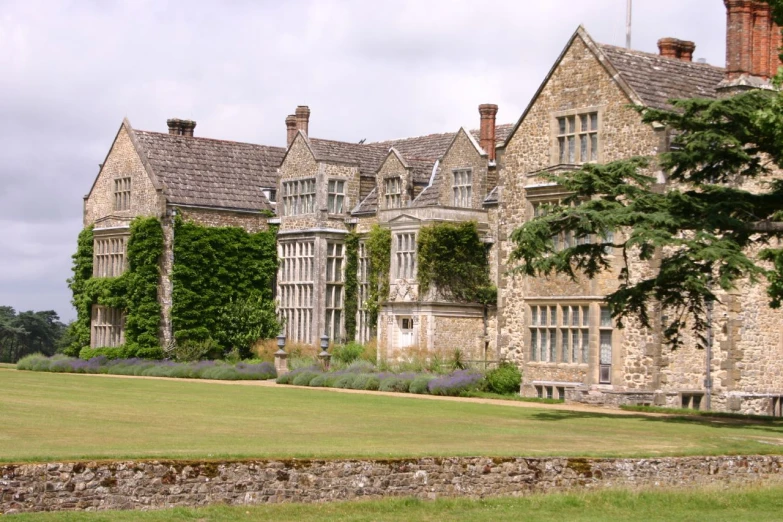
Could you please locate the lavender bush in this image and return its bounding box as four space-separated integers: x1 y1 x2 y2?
427 369 485 396
16 354 276 381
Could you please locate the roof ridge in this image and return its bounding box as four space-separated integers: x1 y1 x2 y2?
597 42 726 71
135 129 286 151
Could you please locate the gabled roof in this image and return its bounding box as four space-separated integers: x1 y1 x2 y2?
371 123 513 161
598 44 725 111
351 187 378 215
133 130 285 211
308 138 389 176
503 26 727 148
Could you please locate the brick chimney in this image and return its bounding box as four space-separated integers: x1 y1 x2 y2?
295 106 310 137
657 38 696 62
725 0 782 80
286 114 298 147
478 104 498 162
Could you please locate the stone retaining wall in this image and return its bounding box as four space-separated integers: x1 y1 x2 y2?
2 455 783 514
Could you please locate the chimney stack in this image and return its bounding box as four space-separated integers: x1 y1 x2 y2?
286 114 298 147
166 118 196 137
724 0 782 81
295 105 310 137
657 38 696 62
167 118 182 135
478 104 498 162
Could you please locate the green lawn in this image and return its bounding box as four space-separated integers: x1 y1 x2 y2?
2 368 783 463
9 486 783 521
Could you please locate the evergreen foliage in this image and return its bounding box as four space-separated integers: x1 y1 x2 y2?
66 218 164 358
417 221 496 305
344 232 359 340
66 225 95 353
0 307 66 363
510 2 783 346
171 218 279 355
365 225 392 323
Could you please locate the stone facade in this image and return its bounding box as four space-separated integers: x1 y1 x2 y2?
3 455 783 514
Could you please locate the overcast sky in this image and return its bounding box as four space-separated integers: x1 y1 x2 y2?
0 0 727 322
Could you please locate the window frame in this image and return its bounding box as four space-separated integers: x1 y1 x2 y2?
327 179 346 214
552 107 602 165
452 168 473 208
113 177 132 211
529 303 592 365
384 177 402 209
394 232 416 280
281 178 316 216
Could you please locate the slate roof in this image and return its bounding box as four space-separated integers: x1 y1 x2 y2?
484 185 500 205
411 182 441 208
598 44 726 110
351 187 378 214
308 138 389 176
133 130 285 211
407 158 437 184
373 124 513 160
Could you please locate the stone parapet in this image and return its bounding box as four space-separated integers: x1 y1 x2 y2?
2 455 783 514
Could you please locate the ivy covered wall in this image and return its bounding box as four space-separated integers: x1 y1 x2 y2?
171 218 279 356
66 217 164 358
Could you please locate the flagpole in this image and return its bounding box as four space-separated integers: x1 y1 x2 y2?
626 0 632 49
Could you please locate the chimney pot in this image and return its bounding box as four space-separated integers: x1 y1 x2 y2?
658 38 681 59
167 118 182 135
295 105 310 137
724 0 782 80
478 104 498 162
180 120 196 137
678 41 696 62
286 114 298 147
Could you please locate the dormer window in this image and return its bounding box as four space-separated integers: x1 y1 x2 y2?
113 177 131 211
384 177 401 209
557 112 598 164
327 180 345 214
452 169 472 208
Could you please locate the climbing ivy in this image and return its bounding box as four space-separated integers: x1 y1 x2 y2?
123 217 164 352
417 221 496 305
66 217 164 358
365 225 392 324
344 232 360 340
65 225 95 355
171 218 279 355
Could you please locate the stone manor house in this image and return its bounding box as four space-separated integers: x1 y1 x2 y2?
82 0 783 414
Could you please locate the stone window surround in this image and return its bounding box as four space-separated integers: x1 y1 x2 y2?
393 231 416 280
327 178 346 214
452 168 473 208
527 190 615 255
93 231 129 278
281 177 316 216
325 241 344 343
529 304 590 364
384 176 402 209
113 177 132 211
357 240 373 344
526 301 619 384
91 304 125 348
278 239 315 343
550 106 605 166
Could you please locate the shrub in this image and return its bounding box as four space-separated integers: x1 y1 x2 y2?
333 374 357 389
332 342 365 365
379 377 411 393
309 374 329 387
362 374 380 390
292 371 320 386
409 375 436 394
346 360 376 373
349 373 377 390
199 365 241 380
276 372 294 384
17 353 51 371
428 369 485 396
485 363 522 395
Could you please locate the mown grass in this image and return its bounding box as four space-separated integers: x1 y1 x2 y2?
8 485 783 521
2 368 783 463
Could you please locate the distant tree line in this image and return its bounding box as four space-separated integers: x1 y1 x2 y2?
0 306 68 363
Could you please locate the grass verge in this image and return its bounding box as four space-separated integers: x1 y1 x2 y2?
7 485 783 521
620 405 779 422
2 368 783 463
